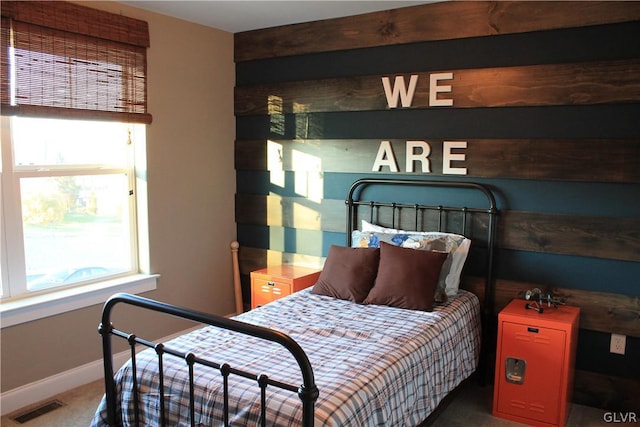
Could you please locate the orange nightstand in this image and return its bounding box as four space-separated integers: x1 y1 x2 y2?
493 299 580 427
250 265 321 309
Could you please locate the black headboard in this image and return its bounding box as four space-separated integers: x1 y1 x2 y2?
345 178 499 381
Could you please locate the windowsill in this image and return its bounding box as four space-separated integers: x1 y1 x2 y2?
0 274 159 328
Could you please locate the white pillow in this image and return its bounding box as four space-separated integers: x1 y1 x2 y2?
361 219 401 234
356 220 471 296
444 237 470 296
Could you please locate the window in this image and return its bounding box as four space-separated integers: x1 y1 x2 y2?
1 116 145 295
0 1 154 326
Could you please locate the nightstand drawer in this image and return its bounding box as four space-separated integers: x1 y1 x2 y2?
497 322 566 424
250 265 320 309
254 278 292 297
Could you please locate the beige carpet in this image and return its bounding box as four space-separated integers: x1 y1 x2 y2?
1 378 611 426
429 380 611 427
1 380 103 426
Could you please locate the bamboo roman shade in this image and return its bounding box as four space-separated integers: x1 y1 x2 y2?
1 1 152 123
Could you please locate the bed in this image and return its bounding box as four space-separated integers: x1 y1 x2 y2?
92 178 498 426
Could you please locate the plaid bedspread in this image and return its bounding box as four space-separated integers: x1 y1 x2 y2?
91 289 481 426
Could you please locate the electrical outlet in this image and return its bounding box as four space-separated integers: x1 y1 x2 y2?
610 333 626 355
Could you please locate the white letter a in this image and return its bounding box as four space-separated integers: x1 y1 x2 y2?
372 141 399 172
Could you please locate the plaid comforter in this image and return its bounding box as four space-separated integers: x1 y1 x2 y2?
91 288 481 426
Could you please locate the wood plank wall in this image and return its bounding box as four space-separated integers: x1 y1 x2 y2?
234 1 640 411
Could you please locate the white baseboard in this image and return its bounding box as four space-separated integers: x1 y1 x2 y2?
0 326 201 416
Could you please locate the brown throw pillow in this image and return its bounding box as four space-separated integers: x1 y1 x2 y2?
363 241 448 311
311 245 380 303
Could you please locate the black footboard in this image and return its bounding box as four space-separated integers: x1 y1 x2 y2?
98 293 318 426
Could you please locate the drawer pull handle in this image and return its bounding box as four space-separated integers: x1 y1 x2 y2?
527 327 539 333
267 281 275 287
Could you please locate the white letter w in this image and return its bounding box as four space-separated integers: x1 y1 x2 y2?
382 75 418 108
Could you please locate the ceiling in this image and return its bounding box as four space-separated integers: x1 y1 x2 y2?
118 1 439 33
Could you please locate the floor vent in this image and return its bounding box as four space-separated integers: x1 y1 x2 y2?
11 400 65 424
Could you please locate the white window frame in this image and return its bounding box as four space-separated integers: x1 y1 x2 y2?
0 116 157 328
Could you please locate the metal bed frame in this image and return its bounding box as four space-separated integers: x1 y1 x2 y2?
98 295 318 426
97 178 498 426
346 177 499 385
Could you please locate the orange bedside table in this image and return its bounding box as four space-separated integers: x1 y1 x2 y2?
250 265 321 309
493 298 580 427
